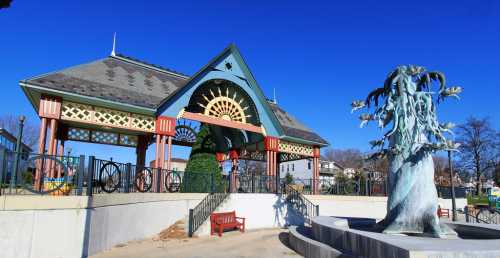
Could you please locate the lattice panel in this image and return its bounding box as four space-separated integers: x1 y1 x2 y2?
61 102 92 122
91 131 119 145
279 152 304 162
60 101 156 133
119 134 138 146
278 141 314 157
131 114 155 132
239 150 266 161
68 128 90 141
94 107 130 128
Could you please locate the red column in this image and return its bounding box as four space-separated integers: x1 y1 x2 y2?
264 137 279 192
313 147 321 195
155 116 176 193
57 140 65 178
166 136 172 171
35 118 48 190
47 119 58 178
229 150 239 193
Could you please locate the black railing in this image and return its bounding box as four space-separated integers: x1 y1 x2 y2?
0 150 85 196
283 184 319 225
464 206 500 224
436 185 467 199
188 192 230 237
236 174 277 193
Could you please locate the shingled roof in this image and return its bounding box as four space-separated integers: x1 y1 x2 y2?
24 54 189 109
268 102 328 145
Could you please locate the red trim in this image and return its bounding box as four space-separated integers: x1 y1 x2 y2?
182 111 263 134
39 95 62 119
313 146 321 158
216 152 226 162
264 136 280 152
229 149 240 160
155 116 176 136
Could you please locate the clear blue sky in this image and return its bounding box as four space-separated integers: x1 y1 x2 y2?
1 0 499 163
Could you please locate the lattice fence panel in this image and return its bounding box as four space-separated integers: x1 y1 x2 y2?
119 134 138 146
61 101 156 133
94 107 130 128
67 128 90 141
91 131 119 145
61 101 92 122
278 141 314 157
130 114 155 132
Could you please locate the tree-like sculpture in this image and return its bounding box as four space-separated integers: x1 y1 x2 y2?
351 65 462 237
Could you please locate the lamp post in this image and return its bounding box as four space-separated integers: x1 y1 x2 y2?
448 149 457 221
11 115 25 189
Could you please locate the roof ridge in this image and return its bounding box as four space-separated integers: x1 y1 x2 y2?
113 53 190 79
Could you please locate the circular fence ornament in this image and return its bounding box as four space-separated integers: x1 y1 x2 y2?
134 167 153 192
99 161 121 193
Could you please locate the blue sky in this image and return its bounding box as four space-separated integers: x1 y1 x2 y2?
1 0 499 163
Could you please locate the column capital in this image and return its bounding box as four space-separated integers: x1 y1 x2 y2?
39 95 62 119
313 146 321 158
264 136 280 152
229 149 240 160
155 116 176 136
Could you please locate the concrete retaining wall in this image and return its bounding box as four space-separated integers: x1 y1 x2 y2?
305 195 467 219
0 193 206 258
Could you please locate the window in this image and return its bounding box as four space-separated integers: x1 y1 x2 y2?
287 164 289 172
308 161 311 170
292 164 295 171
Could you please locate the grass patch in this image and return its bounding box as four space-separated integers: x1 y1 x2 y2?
467 195 489 206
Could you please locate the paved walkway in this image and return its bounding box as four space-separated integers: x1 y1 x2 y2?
90 228 301 258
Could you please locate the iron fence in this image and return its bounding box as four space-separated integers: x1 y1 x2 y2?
283 183 319 225
464 206 500 224
288 178 387 196
0 150 85 196
235 174 277 193
188 192 230 237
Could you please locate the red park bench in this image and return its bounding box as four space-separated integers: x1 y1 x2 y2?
437 206 450 218
210 211 245 237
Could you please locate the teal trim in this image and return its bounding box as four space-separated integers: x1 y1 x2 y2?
20 82 156 115
157 44 284 137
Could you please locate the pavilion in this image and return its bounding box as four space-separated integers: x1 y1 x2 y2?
20 44 328 193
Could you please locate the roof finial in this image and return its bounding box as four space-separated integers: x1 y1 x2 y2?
273 87 277 104
111 32 116 56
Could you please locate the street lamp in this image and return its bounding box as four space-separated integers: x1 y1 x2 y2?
446 140 460 222
11 115 25 189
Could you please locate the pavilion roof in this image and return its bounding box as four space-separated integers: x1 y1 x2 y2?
268 102 328 145
24 54 189 109
21 50 328 146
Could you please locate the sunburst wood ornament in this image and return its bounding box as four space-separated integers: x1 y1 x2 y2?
198 87 251 123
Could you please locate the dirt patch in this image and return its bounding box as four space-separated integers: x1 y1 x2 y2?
153 220 191 241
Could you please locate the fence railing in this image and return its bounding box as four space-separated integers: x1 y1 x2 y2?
0 150 85 196
464 206 500 224
188 192 229 237
288 178 387 196
283 183 319 225
235 174 277 193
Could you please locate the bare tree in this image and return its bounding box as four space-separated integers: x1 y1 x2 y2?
0 114 39 149
322 148 364 170
0 0 13 9
456 117 499 194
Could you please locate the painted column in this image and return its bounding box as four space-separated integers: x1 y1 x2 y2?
313 146 321 195
38 95 61 182
166 136 173 171
155 116 176 193
135 136 147 169
57 140 65 178
35 117 48 190
153 134 161 192
264 137 279 192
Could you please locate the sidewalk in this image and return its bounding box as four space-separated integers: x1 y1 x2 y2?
90 228 300 258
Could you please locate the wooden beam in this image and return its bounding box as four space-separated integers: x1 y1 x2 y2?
181 111 263 134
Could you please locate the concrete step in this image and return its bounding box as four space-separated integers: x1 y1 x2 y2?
288 225 350 258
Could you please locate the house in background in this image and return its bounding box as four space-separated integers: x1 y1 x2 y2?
149 157 188 172
0 128 33 183
280 157 343 183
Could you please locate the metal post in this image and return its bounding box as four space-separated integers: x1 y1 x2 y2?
125 163 131 193
188 209 194 237
87 156 95 196
0 148 6 195
76 155 85 195
11 115 25 190
448 150 457 221
251 171 255 193
464 206 470 223
156 169 161 193
315 205 320 217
